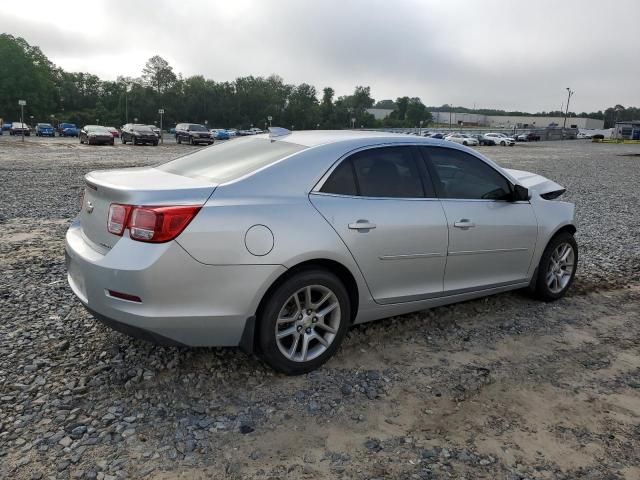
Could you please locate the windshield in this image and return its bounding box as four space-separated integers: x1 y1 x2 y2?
38 123 53 128
86 125 110 133
157 137 306 183
189 124 208 132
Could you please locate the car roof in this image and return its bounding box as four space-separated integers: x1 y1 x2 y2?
259 129 449 149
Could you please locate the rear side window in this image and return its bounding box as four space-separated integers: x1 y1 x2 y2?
321 146 432 198
321 160 358 196
352 147 424 198
422 147 511 200
157 137 306 182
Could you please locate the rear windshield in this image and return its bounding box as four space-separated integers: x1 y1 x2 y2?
133 125 153 132
188 124 207 132
157 137 306 182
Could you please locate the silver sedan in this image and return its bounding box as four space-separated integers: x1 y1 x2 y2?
66 129 577 374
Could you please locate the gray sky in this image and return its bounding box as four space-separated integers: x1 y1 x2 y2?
2 0 638 112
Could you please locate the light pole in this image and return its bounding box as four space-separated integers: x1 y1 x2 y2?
351 117 356 129
419 120 424 136
267 115 272 128
562 87 574 140
18 100 26 142
158 109 164 144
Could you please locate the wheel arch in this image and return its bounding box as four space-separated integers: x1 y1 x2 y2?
241 258 360 355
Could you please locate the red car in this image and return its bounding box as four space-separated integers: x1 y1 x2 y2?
106 127 120 138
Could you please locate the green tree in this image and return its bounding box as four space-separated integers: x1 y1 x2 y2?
141 55 177 94
0 34 56 122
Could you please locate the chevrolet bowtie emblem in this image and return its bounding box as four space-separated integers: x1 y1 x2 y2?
86 201 94 213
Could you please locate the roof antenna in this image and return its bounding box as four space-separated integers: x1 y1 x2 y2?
268 127 291 139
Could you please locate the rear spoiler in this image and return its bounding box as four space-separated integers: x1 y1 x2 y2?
504 168 566 199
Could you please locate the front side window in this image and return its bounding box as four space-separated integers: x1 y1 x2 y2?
320 146 429 198
422 147 512 200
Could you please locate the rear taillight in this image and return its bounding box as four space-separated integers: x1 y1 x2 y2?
107 204 132 236
107 204 200 243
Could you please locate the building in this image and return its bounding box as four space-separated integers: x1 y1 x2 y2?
614 121 640 140
429 112 604 130
366 108 395 120
485 115 603 130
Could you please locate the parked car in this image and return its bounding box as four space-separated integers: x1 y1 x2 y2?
1 122 11 132
516 132 541 142
10 122 31 136
467 134 493 146
57 123 78 137
250 128 264 135
484 133 515 146
175 123 213 145
577 132 592 139
121 124 158 146
66 130 577 374
148 125 161 138
429 133 445 139
106 127 120 138
35 123 55 137
226 129 238 137
210 129 230 140
80 125 115 145
168 127 176 135
444 133 479 146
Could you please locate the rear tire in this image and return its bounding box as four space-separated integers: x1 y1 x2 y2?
532 231 578 301
258 269 350 375
189 136 194 145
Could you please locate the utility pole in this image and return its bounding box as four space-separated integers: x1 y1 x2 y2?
158 109 164 144
18 100 26 142
562 88 574 140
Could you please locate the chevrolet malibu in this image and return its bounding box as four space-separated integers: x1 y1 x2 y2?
66 129 577 374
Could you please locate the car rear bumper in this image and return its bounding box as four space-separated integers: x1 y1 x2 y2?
65 220 286 346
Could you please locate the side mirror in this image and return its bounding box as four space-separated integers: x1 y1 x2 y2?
512 184 529 201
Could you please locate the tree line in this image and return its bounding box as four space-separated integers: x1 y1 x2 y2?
0 33 635 130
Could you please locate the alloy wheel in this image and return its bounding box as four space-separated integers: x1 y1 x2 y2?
546 242 575 294
274 285 341 362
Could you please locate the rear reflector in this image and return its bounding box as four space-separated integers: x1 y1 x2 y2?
107 203 201 243
107 290 142 303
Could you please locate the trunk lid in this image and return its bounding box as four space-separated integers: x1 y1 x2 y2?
80 167 216 252
504 168 566 198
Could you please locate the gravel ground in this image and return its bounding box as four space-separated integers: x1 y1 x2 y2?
1 136 639 479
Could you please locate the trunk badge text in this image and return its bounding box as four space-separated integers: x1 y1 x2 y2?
86 201 94 214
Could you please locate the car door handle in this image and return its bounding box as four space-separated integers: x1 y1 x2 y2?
454 219 475 229
348 220 377 230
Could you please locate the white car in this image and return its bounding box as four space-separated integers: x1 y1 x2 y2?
577 132 592 139
484 133 515 146
444 133 479 146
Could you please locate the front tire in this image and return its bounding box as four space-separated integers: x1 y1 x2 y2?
258 269 350 375
532 232 578 301
500 141 506 146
